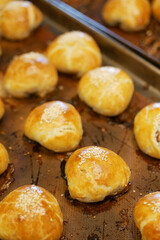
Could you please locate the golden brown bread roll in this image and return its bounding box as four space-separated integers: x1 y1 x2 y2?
0 143 9 175
46 31 102 76
134 103 160 159
4 52 58 98
152 0 160 22
102 0 151 31
0 185 63 240
0 99 4 119
65 146 131 202
78 66 134 116
24 101 83 152
134 192 160 240
0 1 43 40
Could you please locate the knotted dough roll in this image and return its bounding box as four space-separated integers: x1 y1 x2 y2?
134 103 160 159
0 1 43 40
4 52 58 98
65 146 131 202
0 185 63 240
46 31 102 76
24 101 83 152
102 0 151 31
78 66 134 116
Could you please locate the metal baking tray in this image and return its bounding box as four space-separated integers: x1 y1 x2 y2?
0 0 160 239
57 0 160 67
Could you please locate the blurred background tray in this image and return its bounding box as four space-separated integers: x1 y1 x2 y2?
0 0 160 239
57 0 160 67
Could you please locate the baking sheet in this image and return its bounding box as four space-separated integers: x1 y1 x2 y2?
58 0 160 67
0 0 160 239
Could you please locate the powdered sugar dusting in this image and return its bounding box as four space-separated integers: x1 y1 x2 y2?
15 185 46 217
40 101 67 124
78 147 108 166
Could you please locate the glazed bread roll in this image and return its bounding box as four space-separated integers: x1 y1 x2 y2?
65 146 131 202
152 0 160 22
134 103 160 159
134 192 160 240
24 101 83 152
0 143 9 175
0 99 4 119
0 185 63 240
4 52 58 98
0 1 43 40
46 31 102 76
78 66 134 116
102 0 151 31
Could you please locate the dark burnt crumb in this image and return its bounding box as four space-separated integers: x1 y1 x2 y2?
116 209 129 231
88 233 99 240
0 163 15 196
155 130 160 143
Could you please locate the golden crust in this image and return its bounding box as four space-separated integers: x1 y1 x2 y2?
0 0 15 10
46 31 102 76
65 146 131 202
0 185 63 240
4 52 58 98
134 192 160 240
0 99 5 119
0 143 9 175
102 0 151 31
134 103 160 159
78 66 134 116
24 101 83 152
0 1 43 40
152 0 160 22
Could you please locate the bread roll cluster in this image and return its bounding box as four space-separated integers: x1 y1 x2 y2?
0 1 159 239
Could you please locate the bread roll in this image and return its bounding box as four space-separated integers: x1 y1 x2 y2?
24 101 83 152
152 0 160 22
65 146 131 202
0 185 63 240
78 66 134 116
102 0 151 31
0 99 4 119
4 52 58 98
134 192 160 240
46 31 102 76
0 1 43 40
134 103 160 159
0 143 9 175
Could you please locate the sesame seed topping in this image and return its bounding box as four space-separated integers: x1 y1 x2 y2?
15 186 46 217
40 102 67 124
78 147 108 166
151 198 160 214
